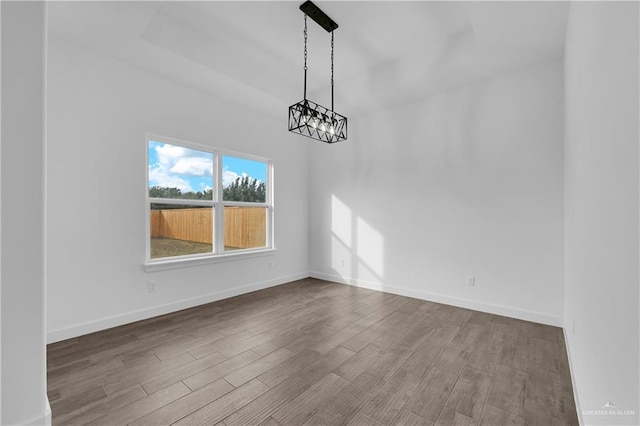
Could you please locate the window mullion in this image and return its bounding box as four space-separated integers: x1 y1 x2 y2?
268 160 274 249
149 198 214 207
222 202 269 208
215 153 225 254
267 205 273 250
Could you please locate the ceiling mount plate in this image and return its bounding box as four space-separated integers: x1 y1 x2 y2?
300 1 338 32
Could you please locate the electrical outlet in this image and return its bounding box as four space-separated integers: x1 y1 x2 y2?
147 281 156 292
268 262 274 270
340 259 345 267
466 276 475 287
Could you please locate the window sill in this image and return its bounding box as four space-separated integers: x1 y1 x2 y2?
144 248 277 272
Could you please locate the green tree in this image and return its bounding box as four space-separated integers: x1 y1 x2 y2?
223 176 265 202
148 186 212 201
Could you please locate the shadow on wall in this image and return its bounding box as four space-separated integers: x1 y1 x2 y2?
330 194 385 286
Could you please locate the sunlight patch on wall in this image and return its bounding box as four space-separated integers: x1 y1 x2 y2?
331 195 352 247
331 194 385 283
356 217 384 279
331 195 352 279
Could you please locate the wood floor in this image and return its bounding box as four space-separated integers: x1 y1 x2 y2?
47 278 579 425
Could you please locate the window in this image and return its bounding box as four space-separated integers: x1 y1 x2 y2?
146 136 272 264
222 155 269 251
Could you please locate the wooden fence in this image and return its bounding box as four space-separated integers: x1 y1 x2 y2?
224 207 266 249
150 207 266 249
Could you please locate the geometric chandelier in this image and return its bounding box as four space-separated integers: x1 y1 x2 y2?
288 1 347 143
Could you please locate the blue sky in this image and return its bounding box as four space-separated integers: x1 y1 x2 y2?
223 156 267 187
148 141 266 193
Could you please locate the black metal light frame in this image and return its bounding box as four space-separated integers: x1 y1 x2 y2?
289 99 347 143
288 1 347 144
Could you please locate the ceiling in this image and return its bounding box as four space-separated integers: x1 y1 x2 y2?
47 1 569 117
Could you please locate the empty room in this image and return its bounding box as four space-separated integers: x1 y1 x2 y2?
1 1 638 425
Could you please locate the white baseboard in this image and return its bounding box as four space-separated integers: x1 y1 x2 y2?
563 330 585 425
48 270 563 342
22 399 51 426
47 272 309 343
310 271 563 327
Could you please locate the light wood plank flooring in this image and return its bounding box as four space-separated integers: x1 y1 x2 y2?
47 278 579 425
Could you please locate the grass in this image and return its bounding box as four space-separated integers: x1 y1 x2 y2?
150 237 243 259
151 237 211 259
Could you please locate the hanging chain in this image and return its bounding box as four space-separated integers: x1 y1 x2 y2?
331 31 334 88
302 15 337 112
304 15 308 71
331 31 335 112
303 14 308 100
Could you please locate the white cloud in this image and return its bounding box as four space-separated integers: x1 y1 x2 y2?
222 170 251 187
155 144 187 167
223 170 239 187
148 165 194 192
170 157 212 176
149 143 213 193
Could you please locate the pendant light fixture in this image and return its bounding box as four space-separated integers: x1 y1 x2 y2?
288 1 347 143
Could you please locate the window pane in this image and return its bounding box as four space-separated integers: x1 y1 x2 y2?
224 207 267 251
150 204 213 258
148 141 213 200
222 155 267 202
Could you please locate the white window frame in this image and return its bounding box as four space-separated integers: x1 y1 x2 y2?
144 133 275 272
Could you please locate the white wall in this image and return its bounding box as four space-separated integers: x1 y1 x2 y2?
309 61 565 325
1 4 3 420
46 37 309 342
564 2 639 425
1 2 50 424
